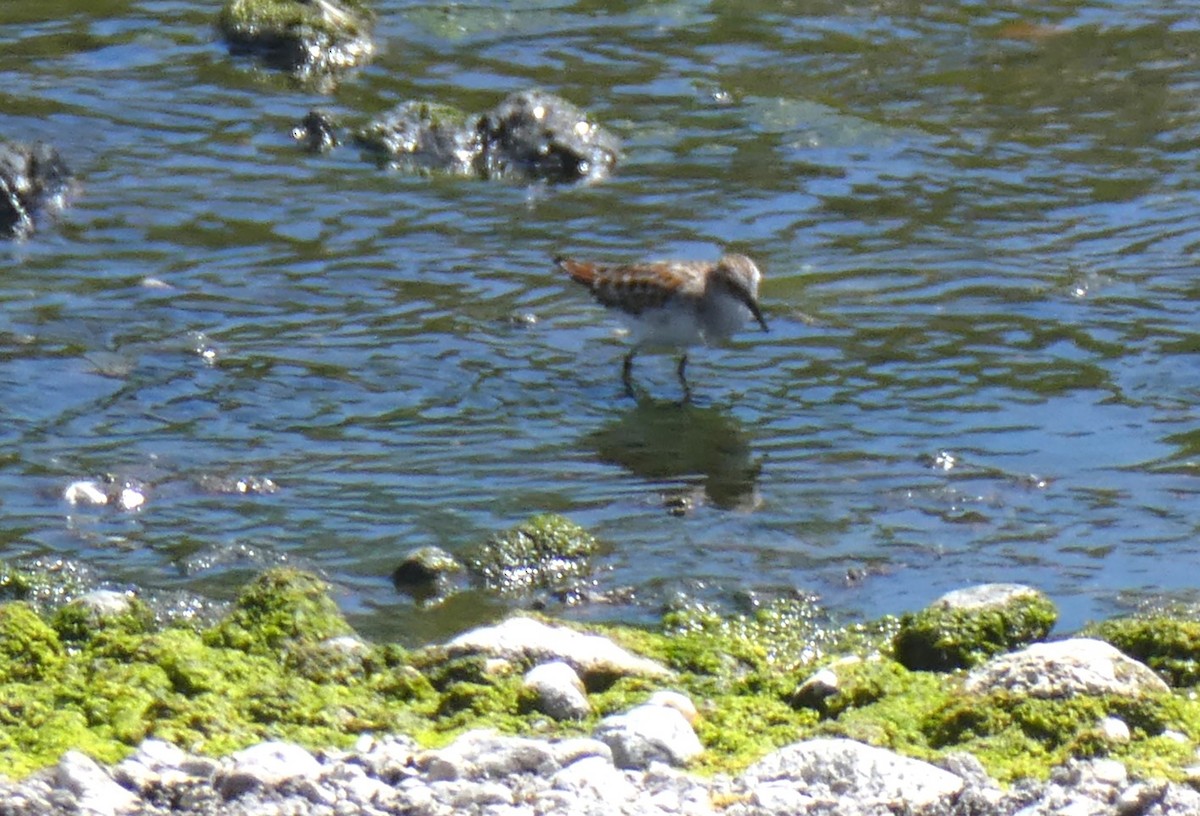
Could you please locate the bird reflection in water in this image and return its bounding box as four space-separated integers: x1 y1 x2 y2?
585 398 762 513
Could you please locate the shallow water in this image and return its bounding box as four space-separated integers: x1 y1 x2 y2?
2 0 1199 644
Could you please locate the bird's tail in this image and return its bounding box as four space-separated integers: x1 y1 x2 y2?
554 255 601 287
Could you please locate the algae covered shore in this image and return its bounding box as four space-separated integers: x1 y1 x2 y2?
3 552 1200 789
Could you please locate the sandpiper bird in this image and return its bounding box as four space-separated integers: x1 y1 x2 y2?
555 252 769 399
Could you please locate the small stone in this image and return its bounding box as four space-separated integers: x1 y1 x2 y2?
1089 757 1128 787
551 755 638 806
417 730 559 781
322 634 370 656
115 739 187 792
790 667 840 710
1098 716 1130 743
391 546 465 605
64 480 108 506
216 741 322 798
646 690 699 724
549 737 612 768
594 704 703 769
343 773 391 806
1117 782 1167 813
179 755 220 778
55 751 139 816
75 590 135 618
523 661 590 720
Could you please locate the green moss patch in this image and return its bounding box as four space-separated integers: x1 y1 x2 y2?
4 562 1200 787
1086 617 1200 687
893 591 1057 671
469 514 601 595
218 0 374 74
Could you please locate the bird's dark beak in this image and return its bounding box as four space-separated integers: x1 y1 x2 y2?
749 300 769 332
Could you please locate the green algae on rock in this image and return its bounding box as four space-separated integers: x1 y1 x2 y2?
354 91 620 185
218 0 374 78
0 602 65 683
893 583 1057 671
0 568 430 778
355 101 481 176
468 513 600 596
52 591 156 645
391 545 468 607
1086 616 1200 688
5 565 1200 789
203 568 353 654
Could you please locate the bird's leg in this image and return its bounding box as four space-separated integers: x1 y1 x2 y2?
622 350 637 399
676 354 692 403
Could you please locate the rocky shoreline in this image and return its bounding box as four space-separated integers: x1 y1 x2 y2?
4 560 1200 814
4 724 1200 815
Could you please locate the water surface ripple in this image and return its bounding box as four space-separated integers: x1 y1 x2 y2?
2 0 1199 641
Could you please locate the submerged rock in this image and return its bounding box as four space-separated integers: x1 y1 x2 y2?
468 513 600 596
355 90 620 184
292 109 339 152
218 0 374 78
192 474 279 495
476 89 620 184
0 140 73 239
63 475 148 511
356 100 481 175
392 545 467 606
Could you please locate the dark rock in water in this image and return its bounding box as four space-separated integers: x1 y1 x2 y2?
0 141 73 240
292 109 340 152
476 90 620 184
218 0 374 78
392 546 466 605
355 101 481 175
354 91 620 184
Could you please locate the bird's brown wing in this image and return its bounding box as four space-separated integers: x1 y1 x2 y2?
555 257 700 314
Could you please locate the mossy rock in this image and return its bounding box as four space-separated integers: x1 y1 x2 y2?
893 584 1057 671
52 592 156 644
203 568 354 654
923 690 1187 782
655 597 897 694
218 0 375 75
355 100 480 175
391 545 467 605
469 514 600 595
1085 616 1200 688
0 564 35 602
0 602 65 683
0 559 90 608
